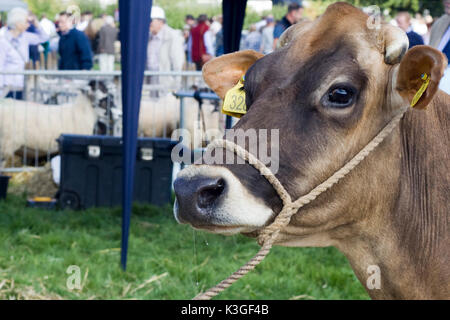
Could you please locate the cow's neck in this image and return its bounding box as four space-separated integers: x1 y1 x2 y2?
337 92 449 299
338 214 436 299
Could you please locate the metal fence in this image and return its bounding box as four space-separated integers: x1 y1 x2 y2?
0 70 223 172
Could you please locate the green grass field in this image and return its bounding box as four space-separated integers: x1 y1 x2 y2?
0 194 368 300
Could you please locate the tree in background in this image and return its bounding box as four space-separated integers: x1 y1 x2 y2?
25 0 64 19
74 0 103 17
23 0 445 28
25 0 107 20
345 0 443 17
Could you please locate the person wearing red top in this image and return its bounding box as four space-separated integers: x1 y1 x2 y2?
189 14 213 70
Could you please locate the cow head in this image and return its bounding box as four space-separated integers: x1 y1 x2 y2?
173 3 447 245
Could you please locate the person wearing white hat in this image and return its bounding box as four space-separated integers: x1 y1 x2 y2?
147 6 185 97
151 6 166 20
0 7 49 99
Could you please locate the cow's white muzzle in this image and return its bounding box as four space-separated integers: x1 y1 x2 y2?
173 165 274 235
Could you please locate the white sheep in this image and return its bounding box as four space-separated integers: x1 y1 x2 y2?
0 92 98 163
138 94 224 149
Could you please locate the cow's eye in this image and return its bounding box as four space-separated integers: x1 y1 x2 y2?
325 86 355 108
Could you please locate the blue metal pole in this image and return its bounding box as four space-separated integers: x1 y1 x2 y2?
222 0 247 129
119 0 152 270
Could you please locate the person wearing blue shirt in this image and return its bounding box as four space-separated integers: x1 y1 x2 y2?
57 12 93 70
429 0 450 93
273 2 303 49
430 0 450 61
26 20 41 69
395 12 424 49
242 24 262 51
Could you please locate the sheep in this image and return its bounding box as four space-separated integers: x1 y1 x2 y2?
0 90 98 165
138 94 224 149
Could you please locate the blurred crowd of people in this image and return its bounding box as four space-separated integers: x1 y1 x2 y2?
145 6 224 97
2 0 450 99
241 2 303 54
147 3 304 86
0 7 119 99
392 5 450 60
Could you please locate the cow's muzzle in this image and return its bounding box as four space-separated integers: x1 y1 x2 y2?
173 176 226 226
173 165 275 235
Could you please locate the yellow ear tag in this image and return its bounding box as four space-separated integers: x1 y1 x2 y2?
222 76 246 118
410 73 430 108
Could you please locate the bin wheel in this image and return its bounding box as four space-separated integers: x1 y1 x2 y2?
60 191 80 210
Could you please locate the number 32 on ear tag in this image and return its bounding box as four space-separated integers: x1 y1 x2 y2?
222 77 247 118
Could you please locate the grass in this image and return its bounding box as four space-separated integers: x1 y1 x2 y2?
0 194 369 300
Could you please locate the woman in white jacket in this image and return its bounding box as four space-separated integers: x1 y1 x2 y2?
0 7 49 99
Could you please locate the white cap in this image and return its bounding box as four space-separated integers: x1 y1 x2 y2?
151 6 165 20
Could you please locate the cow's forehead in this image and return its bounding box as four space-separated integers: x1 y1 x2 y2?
286 3 384 72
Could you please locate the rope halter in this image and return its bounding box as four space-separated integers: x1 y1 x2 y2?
193 105 409 300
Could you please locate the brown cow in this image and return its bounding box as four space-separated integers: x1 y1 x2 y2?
173 3 449 299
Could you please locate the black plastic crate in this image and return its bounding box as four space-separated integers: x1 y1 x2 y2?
58 134 177 209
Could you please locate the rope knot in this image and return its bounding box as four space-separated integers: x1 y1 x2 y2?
257 204 299 246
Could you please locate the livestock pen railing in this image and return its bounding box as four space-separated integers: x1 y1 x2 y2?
0 70 224 172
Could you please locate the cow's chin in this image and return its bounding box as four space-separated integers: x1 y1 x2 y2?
173 208 257 236
173 165 274 236
174 205 264 235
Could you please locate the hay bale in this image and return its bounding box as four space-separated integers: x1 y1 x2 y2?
4 155 24 168
25 163 58 198
5 169 34 196
6 163 58 198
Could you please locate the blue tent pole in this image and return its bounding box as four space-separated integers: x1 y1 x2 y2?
222 0 247 129
119 0 152 270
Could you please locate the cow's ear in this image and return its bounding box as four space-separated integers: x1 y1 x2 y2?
396 45 447 109
203 50 264 99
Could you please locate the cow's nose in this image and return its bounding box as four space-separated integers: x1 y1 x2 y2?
173 176 226 223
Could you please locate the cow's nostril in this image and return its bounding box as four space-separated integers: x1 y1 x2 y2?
174 176 227 223
197 178 226 209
